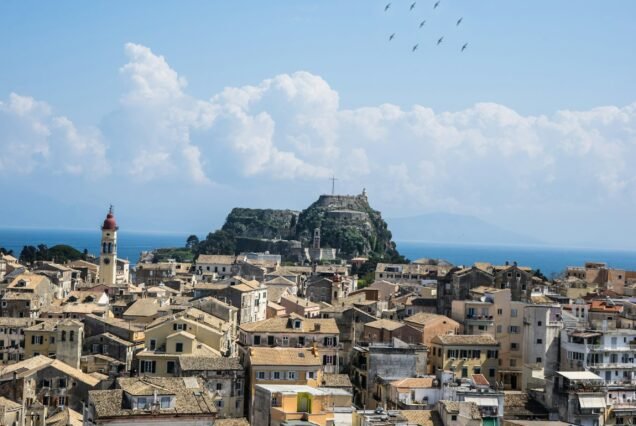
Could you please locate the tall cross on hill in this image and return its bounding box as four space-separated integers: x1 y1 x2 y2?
330 176 337 195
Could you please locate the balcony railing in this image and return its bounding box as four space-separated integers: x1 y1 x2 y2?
589 363 636 370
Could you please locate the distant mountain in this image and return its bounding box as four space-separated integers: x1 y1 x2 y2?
386 213 542 246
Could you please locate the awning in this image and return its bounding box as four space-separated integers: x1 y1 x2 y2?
578 395 606 409
464 397 498 406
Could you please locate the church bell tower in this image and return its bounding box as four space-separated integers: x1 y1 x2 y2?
99 206 118 285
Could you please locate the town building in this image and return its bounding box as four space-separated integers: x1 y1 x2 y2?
429 334 500 386
252 384 351 426
238 315 341 373
351 338 428 409
0 355 104 413
1 273 54 318
136 307 233 376
0 317 36 363
24 319 84 368
247 346 324 420
86 376 217 425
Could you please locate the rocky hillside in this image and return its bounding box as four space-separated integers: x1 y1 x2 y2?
197 192 401 260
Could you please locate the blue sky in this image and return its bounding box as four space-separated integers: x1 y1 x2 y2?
1 1 636 248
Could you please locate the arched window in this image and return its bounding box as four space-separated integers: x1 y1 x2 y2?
108 243 112 254
102 243 107 254
61 331 66 342
70 330 75 342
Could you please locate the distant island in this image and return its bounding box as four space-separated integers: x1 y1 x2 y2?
387 212 543 246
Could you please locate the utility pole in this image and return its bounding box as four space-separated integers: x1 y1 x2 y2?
330 176 337 195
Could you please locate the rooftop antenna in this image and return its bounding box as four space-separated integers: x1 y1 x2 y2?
330 176 337 195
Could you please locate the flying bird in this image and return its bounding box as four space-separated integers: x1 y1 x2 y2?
456 17 463 26
419 20 426 28
437 36 444 45
434 1 440 9
384 3 391 11
410 2 416 10
389 33 396 41
412 43 419 52
461 43 468 52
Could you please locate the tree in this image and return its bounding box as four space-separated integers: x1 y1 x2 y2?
0 247 13 255
196 230 236 255
185 234 200 250
36 244 49 261
19 245 37 264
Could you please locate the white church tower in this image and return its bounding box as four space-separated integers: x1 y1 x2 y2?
99 206 118 285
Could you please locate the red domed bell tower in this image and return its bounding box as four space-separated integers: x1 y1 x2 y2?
99 205 118 285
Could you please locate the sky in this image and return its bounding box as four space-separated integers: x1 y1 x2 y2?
1 0 636 249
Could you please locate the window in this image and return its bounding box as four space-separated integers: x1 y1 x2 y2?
137 397 148 409
216 383 223 391
307 371 316 379
452 415 458 421
256 371 266 380
282 336 289 346
461 367 468 378
70 331 74 342
510 359 517 367
216 400 224 408
287 371 297 380
489 368 496 377
173 323 186 331
324 337 336 346
496 325 502 333
50 336 55 343
254 335 261 345
268 336 274 345
299 336 305 345
511 343 519 351
473 367 481 374
167 361 175 374
175 343 183 353
536 338 543 344
160 397 171 409
149 339 156 350
509 326 520 334
487 350 499 359
31 335 44 345
536 357 542 363
497 308 503 315
273 371 281 380
61 331 66 342
511 309 518 318
323 355 336 365
140 360 156 373
58 396 66 407
58 378 67 388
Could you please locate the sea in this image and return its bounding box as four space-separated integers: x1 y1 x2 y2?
1 228 635 277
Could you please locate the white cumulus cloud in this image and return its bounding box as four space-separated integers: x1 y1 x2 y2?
0 93 109 176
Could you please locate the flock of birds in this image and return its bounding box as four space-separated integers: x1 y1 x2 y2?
384 0 468 53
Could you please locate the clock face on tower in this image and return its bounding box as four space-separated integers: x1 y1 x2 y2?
103 258 111 265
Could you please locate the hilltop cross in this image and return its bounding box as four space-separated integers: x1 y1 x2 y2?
330 176 337 195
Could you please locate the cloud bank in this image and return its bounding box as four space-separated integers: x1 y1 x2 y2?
2 42 636 227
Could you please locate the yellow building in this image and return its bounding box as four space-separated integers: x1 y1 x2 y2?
248 347 324 421
24 319 84 369
253 384 347 426
136 307 232 376
429 334 499 385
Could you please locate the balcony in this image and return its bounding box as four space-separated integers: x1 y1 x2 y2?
589 345 632 352
466 314 494 323
588 363 636 370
